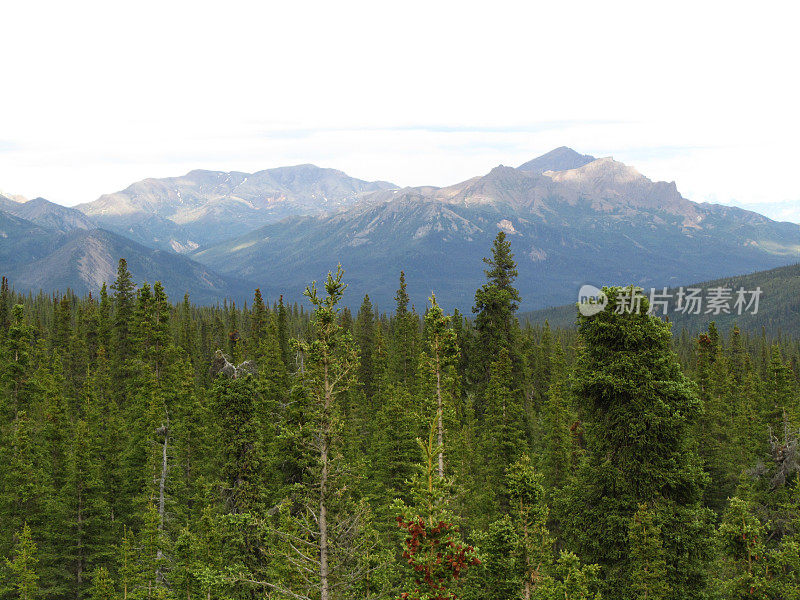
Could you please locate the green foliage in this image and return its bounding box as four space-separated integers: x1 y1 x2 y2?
213 374 263 514
564 286 713 600
391 271 420 389
4 524 39 600
531 551 602 600
713 496 774 599
628 503 670 600
88 567 116 600
394 420 480 600
472 231 523 391
420 294 459 478
2 305 33 416
1 235 800 599
478 347 527 519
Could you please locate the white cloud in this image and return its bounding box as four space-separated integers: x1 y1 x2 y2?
1 0 798 219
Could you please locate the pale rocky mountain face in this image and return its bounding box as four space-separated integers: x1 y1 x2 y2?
433 156 695 219
0 191 28 204
76 164 398 251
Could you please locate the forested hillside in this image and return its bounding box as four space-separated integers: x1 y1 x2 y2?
523 260 800 336
1 233 800 599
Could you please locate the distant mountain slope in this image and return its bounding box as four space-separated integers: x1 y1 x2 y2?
192 151 800 311
75 165 397 251
521 261 800 336
0 195 95 234
93 213 202 254
0 210 256 304
0 210 57 268
194 195 493 309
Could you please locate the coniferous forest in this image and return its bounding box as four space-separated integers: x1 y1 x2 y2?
2 231 800 600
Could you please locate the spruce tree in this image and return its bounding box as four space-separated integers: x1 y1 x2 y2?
277 295 290 370
507 454 553 600
355 294 377 404
539 343 577 493
390 271 419 389
177 294 196 362
0 411 49 562
97 283 111 352
248 288 268 360
471 232 524 418
88 566 116 600
420 294 459 478
212 373 263 514
2 305 33 417
3 523 40 600
473 232 521 366
563 286 712 600
532 552 601 600
696 327 737 510
766 344 798 428
286 265 375 600
110 258 136 377
150 282 171 379
479 347 527 517
52 294 72 357
0 277 9 334
713 497 774 599
62 419 113 598
373 385 420 510
394 420 480 600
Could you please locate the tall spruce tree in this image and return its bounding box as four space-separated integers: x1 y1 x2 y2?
394 420 480 600
110 258 136 379
472 232 523 417
355 294 377 406
563 286 712 600
285 266 377 600
2 305 33 417
420 294 459 478
539 342 576 493
507 455 552 600
390 271 420 389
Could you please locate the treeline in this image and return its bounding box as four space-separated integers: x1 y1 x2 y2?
1 232 799 599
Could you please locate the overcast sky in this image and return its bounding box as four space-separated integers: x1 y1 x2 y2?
2 1 799 220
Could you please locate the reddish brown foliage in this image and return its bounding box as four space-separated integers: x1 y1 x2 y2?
395 516 480 600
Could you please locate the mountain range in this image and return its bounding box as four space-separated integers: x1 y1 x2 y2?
2 147 800 311
75 165 396 251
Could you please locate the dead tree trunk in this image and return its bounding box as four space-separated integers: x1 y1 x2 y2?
320 364 331 600
435 358 444 478
155 421 169 586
